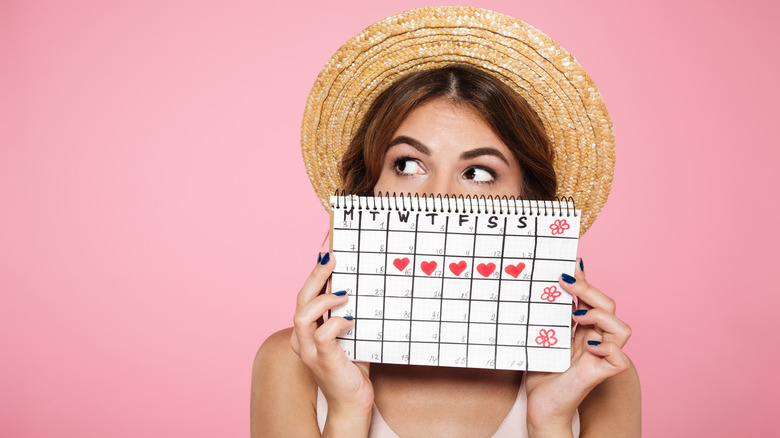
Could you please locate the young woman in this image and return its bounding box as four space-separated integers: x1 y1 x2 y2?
252 8 640 437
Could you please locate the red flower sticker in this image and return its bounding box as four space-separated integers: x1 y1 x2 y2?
535 329 558 347
549 219 570 235
540 286 562 302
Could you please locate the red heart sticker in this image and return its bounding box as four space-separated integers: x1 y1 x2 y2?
420 261 437 276
504 262 527 278
477 262 496 277
393 257 410 272
449 260 467 276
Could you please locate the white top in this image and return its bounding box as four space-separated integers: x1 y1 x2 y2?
316 373 580 437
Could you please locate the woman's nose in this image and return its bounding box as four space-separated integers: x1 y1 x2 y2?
420 174 464 197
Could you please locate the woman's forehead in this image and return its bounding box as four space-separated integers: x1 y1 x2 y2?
391 100 512 155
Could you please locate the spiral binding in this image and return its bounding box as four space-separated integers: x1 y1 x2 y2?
330 190 577 217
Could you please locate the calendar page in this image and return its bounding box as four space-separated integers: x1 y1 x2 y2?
329 195 580 372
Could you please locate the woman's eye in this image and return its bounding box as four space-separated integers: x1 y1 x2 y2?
394 158 424 175
463 167 495 183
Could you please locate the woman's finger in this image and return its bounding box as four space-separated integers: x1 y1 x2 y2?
559 274 616 314
583 340 632 379
572 258 586 311
574 257 586 281
293 291 349 357
291 252 333 355
572 308 632 348
295 252 336 309
313 315 356 366
290 331 301 354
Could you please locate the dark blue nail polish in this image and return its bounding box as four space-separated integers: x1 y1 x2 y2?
579 259 584 271
573 309 588 316
343 315 354 321
562 273 576 284
587 340 601 346
333 290 347 296
320 252 330 265
317 253 322 264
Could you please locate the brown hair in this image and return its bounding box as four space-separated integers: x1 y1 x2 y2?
340 64 557 199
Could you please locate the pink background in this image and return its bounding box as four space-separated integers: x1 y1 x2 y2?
2 0 778 436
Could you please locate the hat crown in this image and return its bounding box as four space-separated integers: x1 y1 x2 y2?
301 6 615 236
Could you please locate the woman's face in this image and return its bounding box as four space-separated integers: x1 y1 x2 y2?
374 99 523 197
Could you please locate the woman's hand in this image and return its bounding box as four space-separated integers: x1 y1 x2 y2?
289 252 374 435
525 258 633 437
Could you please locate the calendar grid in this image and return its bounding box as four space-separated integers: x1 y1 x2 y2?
330 196 580 372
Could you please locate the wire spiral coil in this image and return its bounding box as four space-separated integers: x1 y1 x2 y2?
330 191 578 217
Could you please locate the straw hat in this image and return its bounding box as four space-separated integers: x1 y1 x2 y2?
301 6 615 236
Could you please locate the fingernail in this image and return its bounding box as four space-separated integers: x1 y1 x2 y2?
579 258 584 271
333 290 347 296
320 252 330 265
343 315 354 321
561 273 576 284
587 340 601 346
573 309 588 316
317 253 322 264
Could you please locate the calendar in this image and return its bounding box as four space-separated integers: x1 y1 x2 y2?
329 194 580 372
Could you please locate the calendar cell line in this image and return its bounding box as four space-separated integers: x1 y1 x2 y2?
491 216 509 368
522 217 538 371
380 210 392 362
342 210 363 356
340 337 570 349
406 212 421 364
436 216 449 365
463 216 479 368
343 317 567 328
329 246 575 263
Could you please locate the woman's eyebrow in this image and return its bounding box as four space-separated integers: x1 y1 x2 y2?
460 147 510 166
387 136 431 155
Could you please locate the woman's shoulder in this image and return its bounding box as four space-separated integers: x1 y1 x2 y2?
252 327 315 390
253 327 296 377
251 327 320 437
254 327 295 363
577 360 641 437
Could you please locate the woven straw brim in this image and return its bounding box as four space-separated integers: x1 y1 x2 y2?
301 6 615 236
